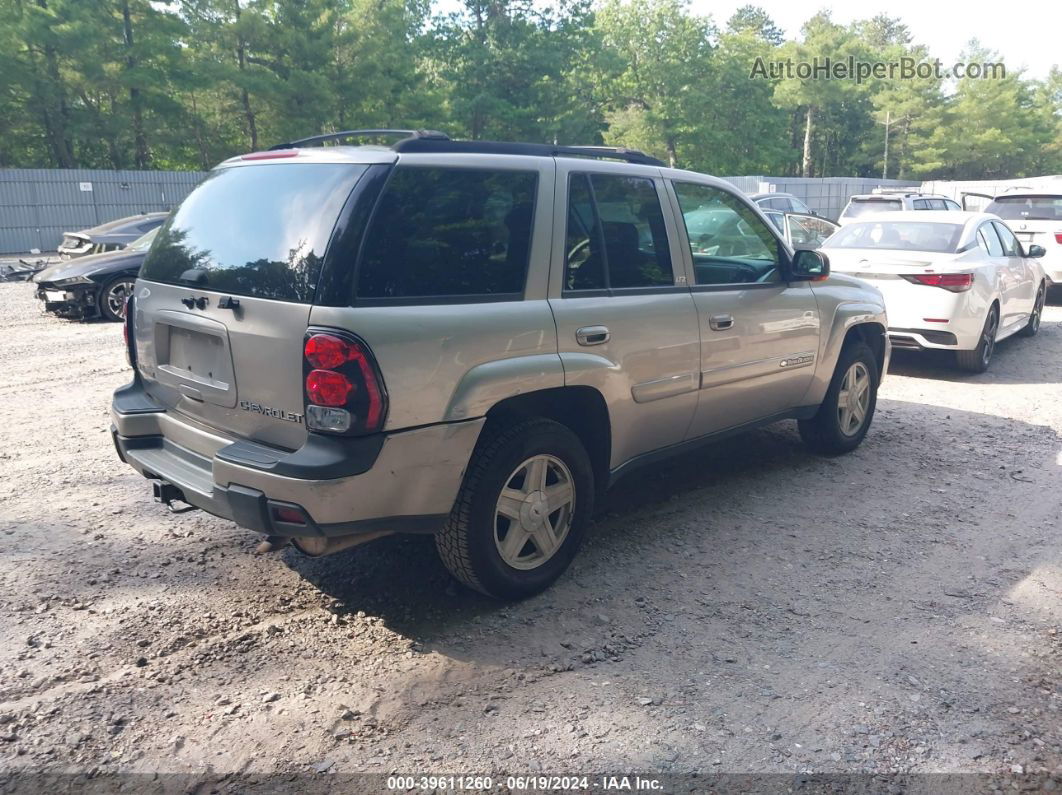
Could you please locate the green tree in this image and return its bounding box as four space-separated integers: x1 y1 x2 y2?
726 4 782 46
430 0 598 142
594 0 715 168
706 24 792 174
910 43 1050 179
773 12 874 177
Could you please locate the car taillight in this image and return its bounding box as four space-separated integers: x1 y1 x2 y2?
1055 232 1062 244
306 370 353 406
900 273 974 292
123 294 136 368
302 330 387 435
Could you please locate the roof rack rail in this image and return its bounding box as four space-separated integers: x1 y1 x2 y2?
269 129 450 151
392 137 666 166
269 129 667 167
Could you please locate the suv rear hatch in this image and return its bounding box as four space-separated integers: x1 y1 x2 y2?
841 197 903 223
985 195 1062 272
132 158 370 451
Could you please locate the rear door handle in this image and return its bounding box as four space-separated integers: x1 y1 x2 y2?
709 313 734 331
576 325 610 346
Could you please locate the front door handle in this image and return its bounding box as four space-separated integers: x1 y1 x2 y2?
708 313 734 331
576 325 610 346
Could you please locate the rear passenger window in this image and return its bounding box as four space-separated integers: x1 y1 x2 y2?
563 173 674 291
913 199 929 210
356 166 537 299
992 221 1021 256
978 224 1004 257
673 182 781 286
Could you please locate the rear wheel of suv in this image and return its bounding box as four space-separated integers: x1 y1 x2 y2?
798 341 878 455
436 417 594 600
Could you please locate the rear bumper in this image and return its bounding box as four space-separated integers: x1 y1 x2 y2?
111 380 483 539
888 327 960 351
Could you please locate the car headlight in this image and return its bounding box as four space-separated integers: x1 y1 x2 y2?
53 275 94 287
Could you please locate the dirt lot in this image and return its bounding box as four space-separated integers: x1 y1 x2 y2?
0 280 1059 786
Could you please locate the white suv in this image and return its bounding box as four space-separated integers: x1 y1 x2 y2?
839 191 961 226
983 192 1062 285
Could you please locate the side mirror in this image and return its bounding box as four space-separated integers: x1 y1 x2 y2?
1027 244 1046 258
791 248 830 281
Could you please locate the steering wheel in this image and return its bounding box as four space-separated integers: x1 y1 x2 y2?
567 238 592 267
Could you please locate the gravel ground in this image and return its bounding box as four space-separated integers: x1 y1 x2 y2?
0 281 1059 787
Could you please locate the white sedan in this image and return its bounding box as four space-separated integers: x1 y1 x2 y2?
822 211 1048 372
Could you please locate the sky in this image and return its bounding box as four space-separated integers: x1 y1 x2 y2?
689 0 1057 79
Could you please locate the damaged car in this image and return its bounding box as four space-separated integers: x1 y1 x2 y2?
57 212 168 259
35 227 157 321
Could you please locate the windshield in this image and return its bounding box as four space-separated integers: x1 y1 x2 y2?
140 163 366 302
842 198 902 218
823 221 964 253
128 227 159 252
985 195 1062 221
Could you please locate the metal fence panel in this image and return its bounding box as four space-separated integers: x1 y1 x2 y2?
723 176 921 221
0 181 39 207
0 205 38 229
0 229 40 253
42 206 99 229
0 168 207 253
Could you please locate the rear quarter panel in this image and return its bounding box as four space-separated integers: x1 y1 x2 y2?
307 301 563 430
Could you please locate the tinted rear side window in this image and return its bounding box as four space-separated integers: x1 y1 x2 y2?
356 166 537 300
141 163 365 302
563 173 674 291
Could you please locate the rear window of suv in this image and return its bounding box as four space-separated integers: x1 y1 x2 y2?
985 195 1062 221
140 163 366 302
842 198 902 218
355 166 538 300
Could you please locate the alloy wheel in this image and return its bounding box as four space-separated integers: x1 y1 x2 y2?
837 361 871 437
1030 286 1045 333
981 310 999 367
494 454 575 570
106 280 135 320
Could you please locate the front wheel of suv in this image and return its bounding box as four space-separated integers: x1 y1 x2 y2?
436 417 594 600
798 341 879 455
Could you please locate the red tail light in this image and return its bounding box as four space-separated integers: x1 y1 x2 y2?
900 273 973 292
302 330 387 435
1055 232 1062 244
306 369 353 406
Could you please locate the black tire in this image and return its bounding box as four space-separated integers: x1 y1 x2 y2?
1018 282 1046 338
435 417 594 600
798 340 878 455
955 304 999 372
98 275 136 322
